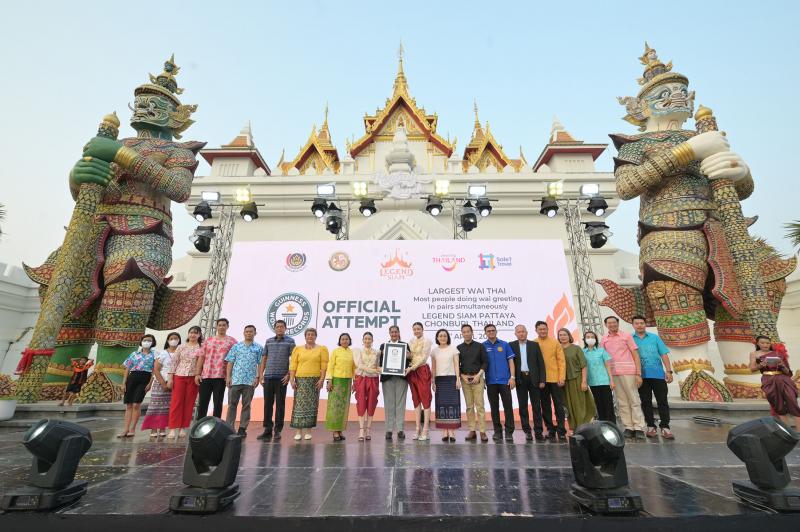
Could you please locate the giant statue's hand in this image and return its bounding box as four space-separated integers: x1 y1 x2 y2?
71 156 114 187
686 131 729 160
83 136 124 163
700 151 750 182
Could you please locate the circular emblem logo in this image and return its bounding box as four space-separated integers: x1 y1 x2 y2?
285 252 307 272
329 251 350 272
267 292 312 337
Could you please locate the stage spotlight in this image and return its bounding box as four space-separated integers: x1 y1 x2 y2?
352 181 368 197
547 181 564 197
311 197 328 218
587 196 608 217
235 187 252 203
359 199 377 217
201 191 220 202
191 226 215 253
170 417 242 514
584 222 611 249
425 195 443 216
460 201 478 232
476 197 492 217
580 183 600 196
325 203 344 235
193 201 212 222
317 183 336 197
240 202 258 222
569 421 643 514
468 184 487 198
540 197 559 218
727 417 800 511
0 419 92 511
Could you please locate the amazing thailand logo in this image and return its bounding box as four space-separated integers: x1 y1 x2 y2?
285 253 307 272
432 254 465 272
267 292 313 337
380 249 414 280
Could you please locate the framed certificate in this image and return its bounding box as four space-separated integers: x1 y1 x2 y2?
381 343 408 376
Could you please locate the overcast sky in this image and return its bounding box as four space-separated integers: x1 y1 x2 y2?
1 0 798 269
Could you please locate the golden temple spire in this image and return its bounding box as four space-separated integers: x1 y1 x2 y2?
323 101 329 127
473 98 480 128
393 40 408 96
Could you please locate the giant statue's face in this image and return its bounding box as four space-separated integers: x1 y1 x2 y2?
130 94 175 133
643 81 694 120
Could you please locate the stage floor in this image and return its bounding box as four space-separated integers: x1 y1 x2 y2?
1 418 799 520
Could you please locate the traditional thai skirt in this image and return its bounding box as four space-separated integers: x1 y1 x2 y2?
761 373 800 416
291 377 320 429
434 376 461 429
355 375 379 417
565 377 596 429
325 377 351 431
408 364 433 408
141 379 171 430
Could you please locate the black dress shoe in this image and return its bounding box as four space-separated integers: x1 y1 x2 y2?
386 431 393 440
504 434 514 442
273 431 282 441
535 434 546 442
442 436 449 442
547 432 557 441
237 428 247 436
623 429 635 439
397 431 406 440
492 432 503 442
257 430 273 441
339 434 346 441
524 432 533 441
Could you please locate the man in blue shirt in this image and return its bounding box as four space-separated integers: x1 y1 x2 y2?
257 320 296 441
225 325 264 436
483 323 516 442
632 315 675 440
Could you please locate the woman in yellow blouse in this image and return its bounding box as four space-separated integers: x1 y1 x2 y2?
289 328 329 441
325 333 355 441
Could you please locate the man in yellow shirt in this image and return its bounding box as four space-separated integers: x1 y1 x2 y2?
533 321 567 442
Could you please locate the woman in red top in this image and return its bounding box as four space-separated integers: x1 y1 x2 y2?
749 336 800 431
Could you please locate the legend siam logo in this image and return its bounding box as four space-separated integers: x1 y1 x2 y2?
267 292 312 337
478 252 512 270
380 249 414 280
433 254 466 272
284 253 307 272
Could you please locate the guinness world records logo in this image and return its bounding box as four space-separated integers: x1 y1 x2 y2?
267 292 312 337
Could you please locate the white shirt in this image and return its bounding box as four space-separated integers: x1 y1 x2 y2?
432 345 459 377
156 350 174 381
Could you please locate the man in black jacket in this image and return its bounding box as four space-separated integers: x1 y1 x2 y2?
509 324 546 441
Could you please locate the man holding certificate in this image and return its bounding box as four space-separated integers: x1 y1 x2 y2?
379 325 411 440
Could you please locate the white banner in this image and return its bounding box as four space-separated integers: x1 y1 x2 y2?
220 239 578 420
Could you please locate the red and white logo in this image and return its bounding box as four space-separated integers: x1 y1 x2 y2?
432 254 466 272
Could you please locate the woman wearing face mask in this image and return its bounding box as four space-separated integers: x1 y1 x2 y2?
582 331 616 423
168 326 203 439
118 334 158 438
141 332 181 439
